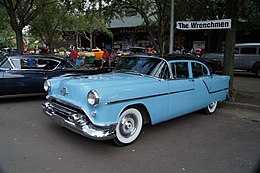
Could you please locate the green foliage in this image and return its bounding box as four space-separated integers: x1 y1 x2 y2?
29 0 70 51
0 0 56 53
0 6 16 48
239 0 260 30
69 10 112 37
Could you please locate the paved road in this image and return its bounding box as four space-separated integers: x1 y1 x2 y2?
0 95 259 173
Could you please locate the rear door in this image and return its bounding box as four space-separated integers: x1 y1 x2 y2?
191 62 213 110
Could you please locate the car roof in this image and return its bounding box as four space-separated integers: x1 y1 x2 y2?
235 43 260 47
164 54 203 62
7 54 64 61
123 54 204 63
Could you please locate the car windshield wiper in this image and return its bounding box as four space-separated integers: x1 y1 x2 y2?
114 69 144 76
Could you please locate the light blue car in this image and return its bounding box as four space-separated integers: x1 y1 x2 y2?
42 55 230 146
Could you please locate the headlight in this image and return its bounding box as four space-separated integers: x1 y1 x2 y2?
87 90 99 106
44 80 51 92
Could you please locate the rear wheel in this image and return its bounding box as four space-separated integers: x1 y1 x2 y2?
113 108 143 146
204 101 218 115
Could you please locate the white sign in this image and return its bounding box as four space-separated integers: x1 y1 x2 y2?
176 19 231 30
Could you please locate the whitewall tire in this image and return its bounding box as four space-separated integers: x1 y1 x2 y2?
113 108 143 146
205 101 218 115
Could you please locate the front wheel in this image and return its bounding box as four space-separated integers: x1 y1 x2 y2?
204 101 218 115
113 108 143 146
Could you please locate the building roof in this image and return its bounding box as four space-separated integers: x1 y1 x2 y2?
108 15 144 28
108 14 156 28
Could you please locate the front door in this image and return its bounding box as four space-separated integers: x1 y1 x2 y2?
168 62 195 118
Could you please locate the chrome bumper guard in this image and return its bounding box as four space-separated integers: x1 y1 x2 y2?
42 101 116 140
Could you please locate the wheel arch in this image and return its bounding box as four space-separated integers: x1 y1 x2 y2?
121 103 151 124
252 61 260 72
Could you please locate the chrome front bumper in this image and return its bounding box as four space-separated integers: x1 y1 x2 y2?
42 101 116 140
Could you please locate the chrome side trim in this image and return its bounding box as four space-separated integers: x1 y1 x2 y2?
0 93 45 99
106 93 168 105
201 80 229 94
106 89 195 105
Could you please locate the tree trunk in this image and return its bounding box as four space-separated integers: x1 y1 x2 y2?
223 0 245 100
90 34 93 49
223 20 237 100
15 28 24 54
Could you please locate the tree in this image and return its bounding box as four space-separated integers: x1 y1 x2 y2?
69 9 113 49
63 0 113 49
0 5 15 48
223 0 246 99
0 0 53 54
101 0 171 53
30 1 71 53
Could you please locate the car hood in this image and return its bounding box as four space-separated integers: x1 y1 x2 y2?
48 72 162 103
58 72 157 89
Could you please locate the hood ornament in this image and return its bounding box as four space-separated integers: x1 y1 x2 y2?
61 87 68 96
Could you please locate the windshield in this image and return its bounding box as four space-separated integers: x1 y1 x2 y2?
114 56 170 79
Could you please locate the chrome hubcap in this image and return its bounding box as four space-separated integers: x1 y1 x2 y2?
119 114 137 138
208 102 217 112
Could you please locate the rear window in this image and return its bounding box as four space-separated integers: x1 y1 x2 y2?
171 62 189 79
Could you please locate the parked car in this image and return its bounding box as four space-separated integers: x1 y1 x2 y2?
92 48 104 59
42 55 230 146
1 48 17 55
0 54 111 98
202 43 260 77
193 48 206 58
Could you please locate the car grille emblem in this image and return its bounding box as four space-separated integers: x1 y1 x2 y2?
61 87 68 96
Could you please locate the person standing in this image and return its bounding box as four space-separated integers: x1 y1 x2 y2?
110 49 117 65
76 55 85 67
101 49 110 67
69 47 78 63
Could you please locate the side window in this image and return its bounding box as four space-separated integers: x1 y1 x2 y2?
41 59 59 70
16 58 38 69
192 62 208 78
12 58 59 70
172 62 189 79
62 61 75 69
11 59 22 69
1 60 12 69
240 48 256 54
159 63 170 79
150 61 170 79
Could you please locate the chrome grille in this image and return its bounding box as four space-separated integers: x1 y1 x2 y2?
50 98 87 121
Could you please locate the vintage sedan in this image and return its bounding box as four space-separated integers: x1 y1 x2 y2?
42 55 230 146
0 54 110 98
